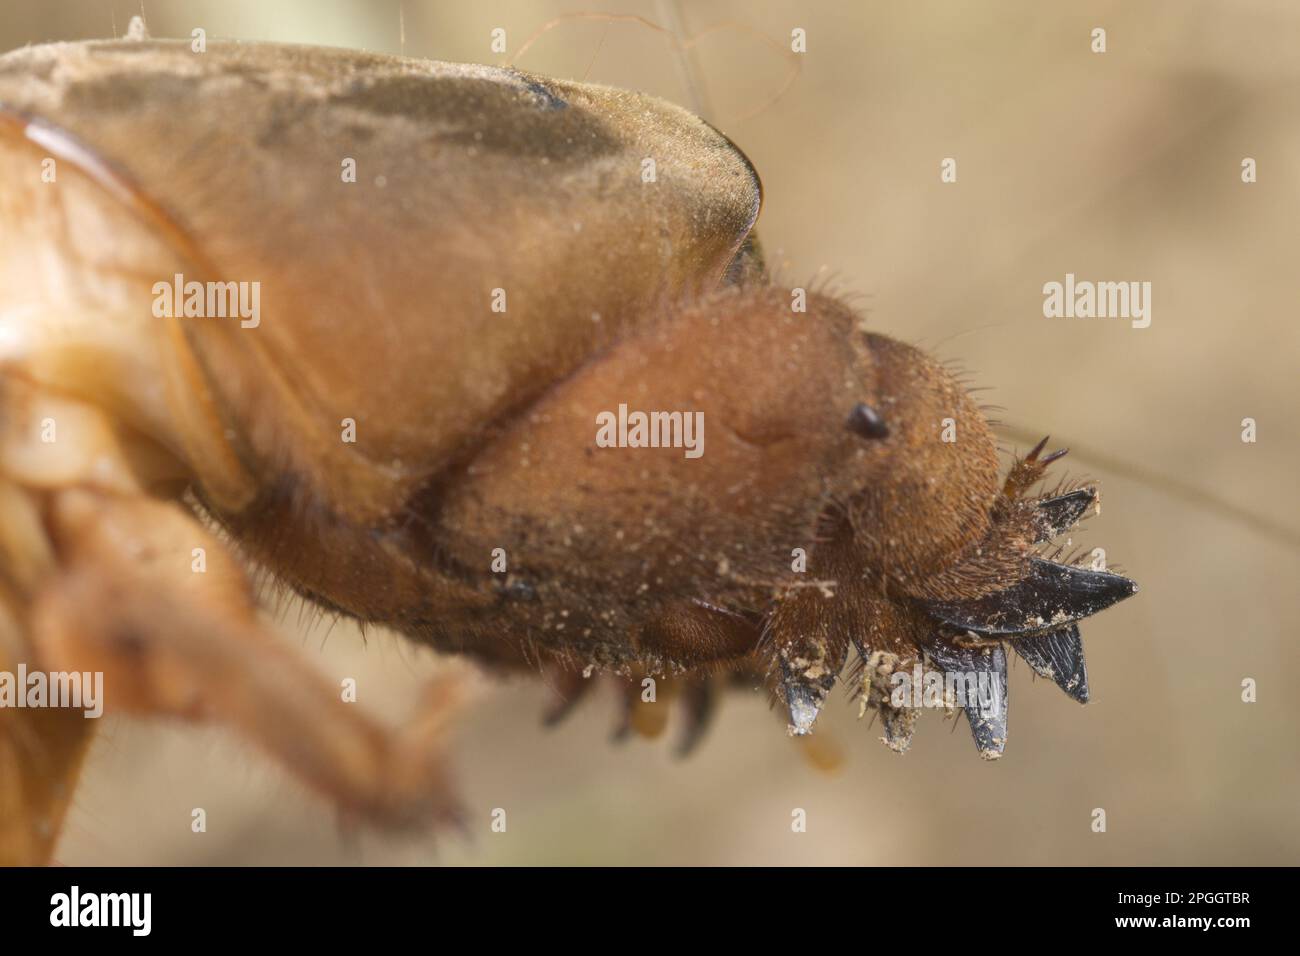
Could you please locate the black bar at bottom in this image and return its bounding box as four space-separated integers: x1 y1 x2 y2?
0 866 1283 941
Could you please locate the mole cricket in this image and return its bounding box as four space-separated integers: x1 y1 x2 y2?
0 21 1137 864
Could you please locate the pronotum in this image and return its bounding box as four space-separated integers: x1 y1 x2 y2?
0 24 1137 864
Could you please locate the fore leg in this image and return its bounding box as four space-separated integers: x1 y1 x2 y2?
0 581 93 865
0 476 95 865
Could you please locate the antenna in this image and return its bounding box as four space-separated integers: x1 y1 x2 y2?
656 0 712 121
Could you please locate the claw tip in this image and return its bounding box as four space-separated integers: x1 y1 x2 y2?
786 687 822 736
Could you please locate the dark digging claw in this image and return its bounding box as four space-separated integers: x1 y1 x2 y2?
1025 435 1050 462
1032 487 1098 542
879 705 917 753
1010 623 1090 703
855 649 918 753
925 637 1009 759
783 679 824 736
922 557 1138 637
780 658 836 736
1039 447 1070 467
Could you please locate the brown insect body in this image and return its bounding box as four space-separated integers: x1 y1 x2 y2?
0 36 1135 863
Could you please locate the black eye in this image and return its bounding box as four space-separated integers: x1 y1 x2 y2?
846 402 889 440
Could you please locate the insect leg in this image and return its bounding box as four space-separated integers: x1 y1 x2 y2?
633 600 762 670
28 486 464 831
674 676 719 757
763 586 850 736
611 673 674 742
0 575 95 864
540 663 597 727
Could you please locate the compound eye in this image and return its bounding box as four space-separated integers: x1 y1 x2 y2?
846 402 889 440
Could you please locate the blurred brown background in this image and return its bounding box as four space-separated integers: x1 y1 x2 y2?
3 0 1297 865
